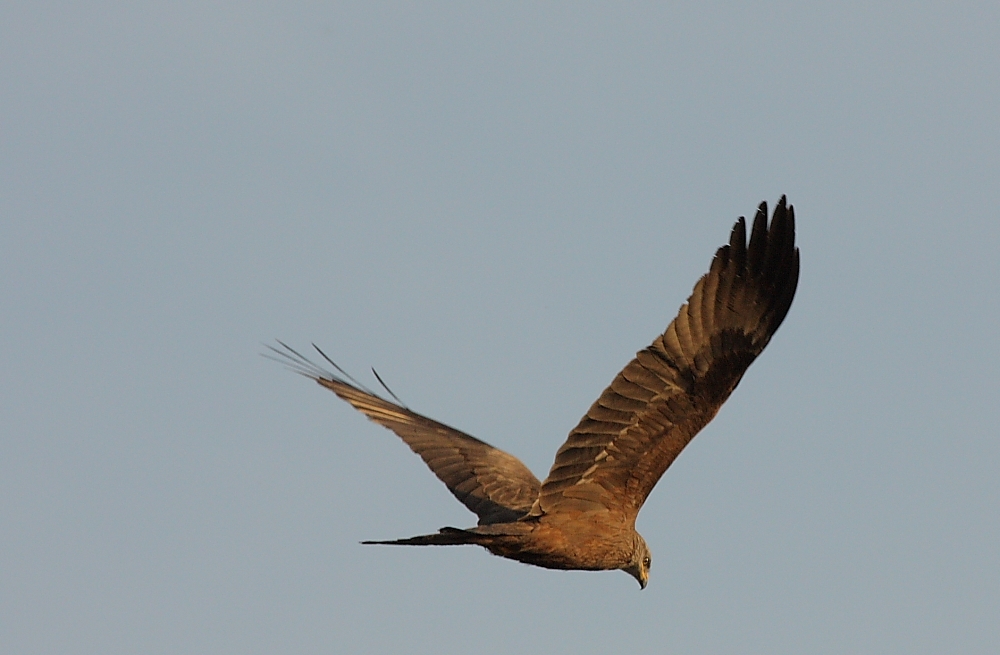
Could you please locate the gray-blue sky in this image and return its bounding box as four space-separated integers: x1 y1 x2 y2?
3 3 998 653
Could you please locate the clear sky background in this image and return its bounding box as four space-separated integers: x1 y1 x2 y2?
3 3 999 654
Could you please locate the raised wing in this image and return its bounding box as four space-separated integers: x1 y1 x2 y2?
268 343 541 525
532 198 799 518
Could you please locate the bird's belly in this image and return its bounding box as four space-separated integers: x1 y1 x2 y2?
483 517 632 572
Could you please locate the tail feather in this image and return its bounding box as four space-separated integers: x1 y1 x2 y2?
361 527 484 546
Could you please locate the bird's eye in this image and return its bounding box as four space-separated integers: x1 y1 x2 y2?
643 556 651 569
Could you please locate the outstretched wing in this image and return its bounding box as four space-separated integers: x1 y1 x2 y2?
269 344 541 525
532 197 799 518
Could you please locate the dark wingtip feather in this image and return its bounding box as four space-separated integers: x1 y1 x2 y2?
758 196 800 338
261 340 333 381
747 202 769 275
371 367 409 409
263 339 391 400
729 217 747 271
730 216 747 250
786 202 796 249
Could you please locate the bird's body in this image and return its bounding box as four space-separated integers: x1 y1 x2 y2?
382 508 642 572
272 197 799 589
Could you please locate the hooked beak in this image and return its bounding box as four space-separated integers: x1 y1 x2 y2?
625 562 649 589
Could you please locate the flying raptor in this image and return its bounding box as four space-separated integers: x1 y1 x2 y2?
272 197 799 589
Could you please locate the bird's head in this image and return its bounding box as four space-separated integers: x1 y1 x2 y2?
623 533 651 590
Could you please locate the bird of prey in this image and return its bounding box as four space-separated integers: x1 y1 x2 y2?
271 197 799 589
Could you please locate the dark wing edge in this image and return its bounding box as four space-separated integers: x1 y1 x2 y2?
532 197 800 518
266 342 541 525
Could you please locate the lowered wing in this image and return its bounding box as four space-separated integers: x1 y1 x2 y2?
269 343 541 525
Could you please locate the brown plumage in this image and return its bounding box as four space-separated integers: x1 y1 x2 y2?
270 197 799 589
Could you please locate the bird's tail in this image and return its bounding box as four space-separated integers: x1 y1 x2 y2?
361 527 487 546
